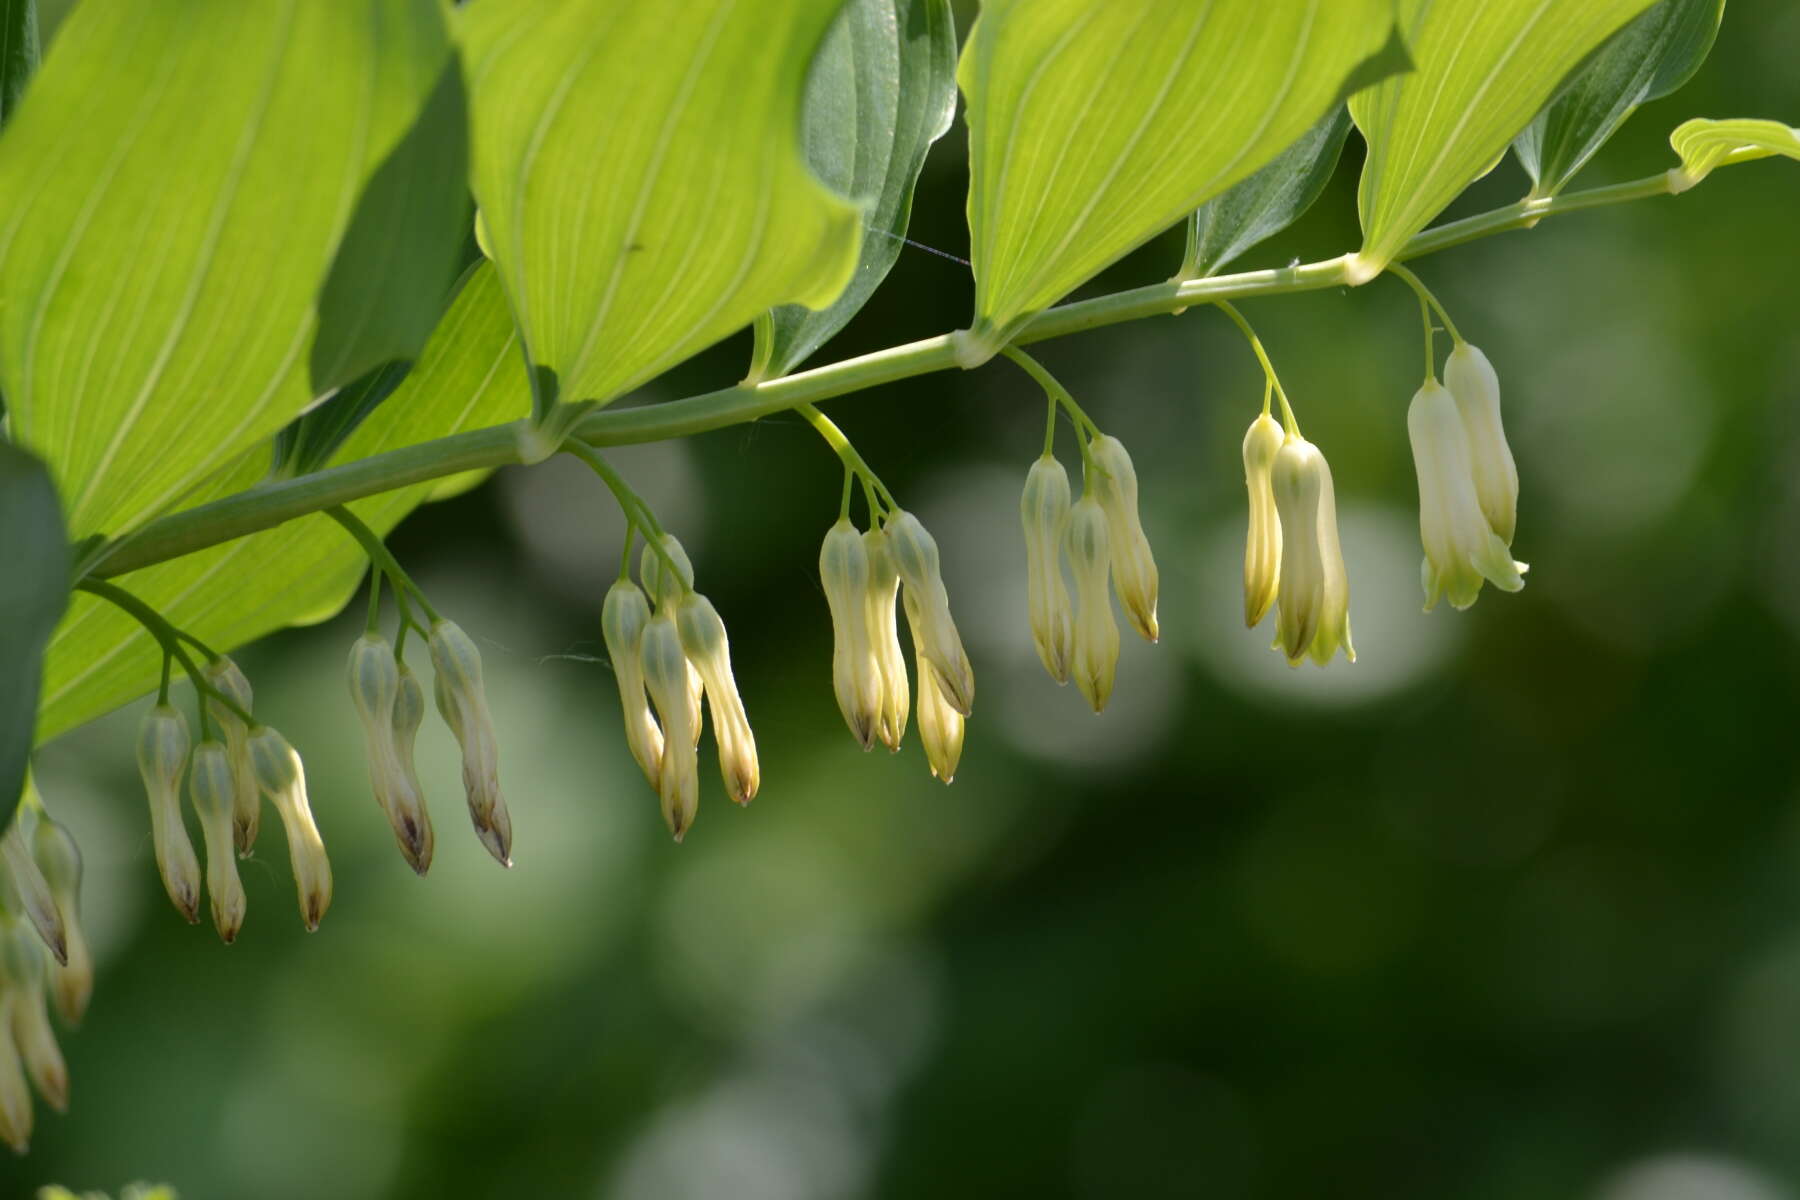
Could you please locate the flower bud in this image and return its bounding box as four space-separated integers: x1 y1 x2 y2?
602 579 665 790
0 991 30 1150
1087 435 1159 643
248 727 333 932
29 811 92 1024
1020 456 1074 683
675 593 760 805
1066 493 1120 712
640 612 699 840
1271 438 1355 666
1241 413 1285 627
863 529 910 750
884 510 975 716
428 620 512 867
189 740 246 943
1408 380 1527 611
1 817 64 967
136 703 200 923
347 634 433 874
640 534 695 610
903 591 964 783
2 919 66 1113
201 656 260 856
1443 342 1519 546
820 519 881 748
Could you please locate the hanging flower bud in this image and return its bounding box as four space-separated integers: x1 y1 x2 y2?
247 727 332 932
1241 413 1285 627
640 534 695 610
884 511 975 716
0 990 33 1153
189 741 246 943
136 704 200 923
1270 438 1355 666
640 612 699 840
1 919 67 1113
0 820 64 967
820 519 881 748
201 656 260 856
29 808 92 1024
602 579 665 790
863 528 910 750
1087 435 1160 642
1408 380 1527 611
1020 455 1074 684
675 593 760 805
903 592 964 783
347 634 433 875
1443 342 1520 546
428 620 512 867
1066 492 1120 712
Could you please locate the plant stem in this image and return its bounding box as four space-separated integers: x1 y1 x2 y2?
796 403 896 513
1212 301 1299 436
560 440 685 584
88 171 1680 581
74 579 255 727
325 506 441 624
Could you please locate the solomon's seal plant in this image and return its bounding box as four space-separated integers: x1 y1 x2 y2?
0 0 1792 1155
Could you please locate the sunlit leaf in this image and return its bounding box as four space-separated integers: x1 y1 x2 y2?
1514 0 1724 197
0 439 65 822
0 0 452 541
1348 0 1660 283
38 264 527 742
0 0 37 127
455 0 862 412
1668 117 1800 191
751 0 958 380
958 0 1405 359
1180 105 1353 280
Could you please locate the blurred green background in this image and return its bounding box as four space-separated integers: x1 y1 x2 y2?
10 2 1800 1197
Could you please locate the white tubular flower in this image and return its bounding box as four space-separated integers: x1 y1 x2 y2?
429 619 512 867
136 703 200 924
1020 455 1074 684
675 592 760 806
1271 438 1355 667
640 534 695 610
602 579 665 790
201 655 260 856
1443 342 1519 546
1241 413 1285 627
189 741 247 944
640 611 699 841
0 985 30 1152
1087 435 1160 643
347 633 433 875
884 510 975 716
903 591 964 783
0 817 64 967
247 727 333 932
29 807 93 1024
820 518 881 748
1 917 67 1114
863 528 910 751
1408 380 1527 611
1066 492 1119 713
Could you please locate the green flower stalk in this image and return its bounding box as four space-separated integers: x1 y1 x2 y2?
201 656 260 856
674 593 760 806
1270 438 1354 666
428 620 512 868
188 741 246 944
247 727 332 932
1241 413 1285 628
862 528 910 751
1066 492 1120 713
1020 455 1074 684
1087 435 1160 644
602 579 665 791
136 704 200 924
821 519 880 748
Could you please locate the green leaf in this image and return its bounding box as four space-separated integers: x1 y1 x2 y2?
455 0 862 410
1668 117 1800 190
751 0 958 380
0 0 37 127
0 0 452 540
310 60 473 396
38 263 528 742
274 360 412 479
1348 0 1661 284
1514 0 1724 197
0 440 66 824
957 0 1406 360
1180 105 1353 280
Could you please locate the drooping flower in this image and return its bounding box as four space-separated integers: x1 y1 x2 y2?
640 611 699 840
189 740 247 943
1270 437 1354 666
136 704 200 923
347 634 432 874
863 528 910 751
1408 379 1526 611
28 804 93 1023
202 655 260 856
675 592 760 806
820 519 881 748
903 591 964 783
247 727 333 932
1241 413 1285 627
429 619 512 867
1066 491 1120 711
1443 342 1519 545
1087 435 1159 643
1020 454 1074 683
602 578 665 790
884 510 974 715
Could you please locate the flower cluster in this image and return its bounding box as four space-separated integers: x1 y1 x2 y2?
602 534 758 839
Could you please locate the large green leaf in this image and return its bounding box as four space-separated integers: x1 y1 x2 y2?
38 263 528 742
455 0 862 411
0 439 65 823
1179 105 1353 280
750 0 958 381
0 0 451 540
1348 0 1661 284
1514 0 1724 197
1668 117 1800 191
957 0 1405 360
0 0 36 127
